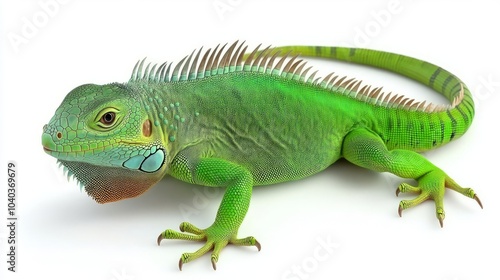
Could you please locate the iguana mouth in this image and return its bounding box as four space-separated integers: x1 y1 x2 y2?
41 133 57 154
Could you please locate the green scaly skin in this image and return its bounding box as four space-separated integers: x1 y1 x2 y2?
41 42 482 270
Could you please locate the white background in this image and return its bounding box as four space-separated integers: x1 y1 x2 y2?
1 1 499 279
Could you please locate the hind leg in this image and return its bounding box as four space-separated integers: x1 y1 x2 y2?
341 128 481 227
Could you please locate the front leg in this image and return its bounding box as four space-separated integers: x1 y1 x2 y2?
158 155 260 270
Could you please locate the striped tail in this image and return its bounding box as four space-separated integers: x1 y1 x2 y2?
269 46 475 150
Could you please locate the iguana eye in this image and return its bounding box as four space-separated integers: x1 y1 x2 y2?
95 108 120 129
100 112 116 125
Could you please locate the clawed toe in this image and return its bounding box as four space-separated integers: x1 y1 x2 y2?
158 222 260 270
395 172 481 227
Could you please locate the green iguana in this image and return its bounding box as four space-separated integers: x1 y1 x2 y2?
41 41 481 270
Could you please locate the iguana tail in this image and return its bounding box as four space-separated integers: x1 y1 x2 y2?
269 46 475 150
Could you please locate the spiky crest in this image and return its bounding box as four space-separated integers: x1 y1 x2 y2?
129 41 464 113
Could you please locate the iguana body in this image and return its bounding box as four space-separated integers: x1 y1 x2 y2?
41 42 481 270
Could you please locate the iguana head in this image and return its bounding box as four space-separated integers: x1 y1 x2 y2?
42 83 168 203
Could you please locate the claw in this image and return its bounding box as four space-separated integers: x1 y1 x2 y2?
157 233 163 246
179 258 183 271
436 207 445 228
255 240 262 251
438 215 444 228
211 257 217 270
474 195 483 209
398 204 403 217
396 188 400 197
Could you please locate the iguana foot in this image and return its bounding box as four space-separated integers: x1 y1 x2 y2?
396 170 482 227
157 222 261 270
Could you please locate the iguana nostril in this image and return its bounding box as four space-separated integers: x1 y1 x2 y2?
56 132 62 139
